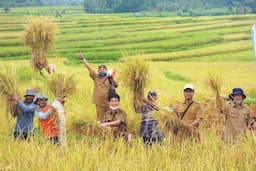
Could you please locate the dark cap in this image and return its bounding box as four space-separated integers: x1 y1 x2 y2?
98 65 107 70
147 90 157 98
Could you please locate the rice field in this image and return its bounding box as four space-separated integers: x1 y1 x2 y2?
0 59 256 170
1 6 256 171
0 6 255 62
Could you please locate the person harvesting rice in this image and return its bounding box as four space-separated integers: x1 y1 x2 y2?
138 90 162 145
221 88 253 143
77 52 118 123
11 88 37 140
48 73 76 147
173 84 203 142
34 94 59 145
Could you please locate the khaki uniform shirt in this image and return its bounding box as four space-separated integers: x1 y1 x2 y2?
174 101 202 141
175 101 203 125
90 71 110 106
223 102 250 142
104 108 127 136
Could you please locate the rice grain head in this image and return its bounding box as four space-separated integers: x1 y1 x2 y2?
48 73 76 98
22 17 57 72
154 108 183 136
119 52 150 113
0 66 21 117
205 69 223 110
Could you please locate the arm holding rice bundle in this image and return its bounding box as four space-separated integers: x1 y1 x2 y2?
17 100 37 113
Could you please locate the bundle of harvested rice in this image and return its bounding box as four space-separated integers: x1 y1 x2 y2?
48 73 76 98
22 17 57 72
119 54 150 113
205 70 223 112
30 79 43 93
154 107 183 136
48 73 76 146
0 67 21 117
70 118 105 138
30 51 48 72
52 99 67 147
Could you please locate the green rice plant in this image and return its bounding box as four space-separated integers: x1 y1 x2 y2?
171 50 252 62
164 71 187 82
149 40 251 61
0 46 29 58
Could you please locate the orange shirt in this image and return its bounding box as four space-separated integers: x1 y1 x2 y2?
38 105 59 138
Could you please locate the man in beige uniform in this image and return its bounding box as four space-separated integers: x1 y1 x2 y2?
173 84 203 141
222 88 251 143
101 94 127 138
78 52 118 122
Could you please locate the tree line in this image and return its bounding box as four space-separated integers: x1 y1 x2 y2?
0 0 82 7
0 0 255 16
83 0 256 15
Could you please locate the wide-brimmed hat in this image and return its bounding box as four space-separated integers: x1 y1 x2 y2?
24 88 36 97
34 93 48 104
228 88 246 100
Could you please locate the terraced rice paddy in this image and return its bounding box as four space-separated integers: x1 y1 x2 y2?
0 6 255 62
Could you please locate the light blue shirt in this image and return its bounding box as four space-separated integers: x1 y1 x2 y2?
14 101 37 133
34 107 52 120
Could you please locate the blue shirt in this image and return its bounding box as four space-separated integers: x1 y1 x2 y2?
14 101 37 133
139 104 162 138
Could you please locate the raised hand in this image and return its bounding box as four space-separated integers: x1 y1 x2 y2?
77 52 85 60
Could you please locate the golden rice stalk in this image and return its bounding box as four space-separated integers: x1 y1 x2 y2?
23 17 56 51
0 66 21 117
48 73 76 98
205 70 223 111
119 52 150 113
154 108 183 135
30 79 43 93
22 17 56 72
70 118 105 137
51 100 67 147
31 51 48 71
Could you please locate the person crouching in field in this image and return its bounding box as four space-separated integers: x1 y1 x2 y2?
77 52 118 123
221 88 252 143
12 88 37 140
34 94 59 145
138 90 162 145
100 94 129 141
173 84 203 142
